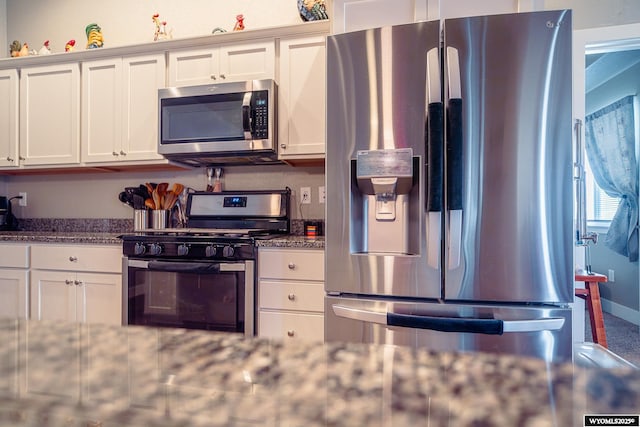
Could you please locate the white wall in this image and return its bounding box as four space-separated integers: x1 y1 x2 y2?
545 0 640 29
4 0 302 56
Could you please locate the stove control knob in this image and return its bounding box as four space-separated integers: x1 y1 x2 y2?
149 243 163 256
222 245 235 258
134 243 146 256
205 245 217 257
177 244 189 256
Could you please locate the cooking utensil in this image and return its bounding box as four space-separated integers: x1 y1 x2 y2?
145 198 156 210
118 191 133 207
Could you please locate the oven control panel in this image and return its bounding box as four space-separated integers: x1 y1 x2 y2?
123 240 254 260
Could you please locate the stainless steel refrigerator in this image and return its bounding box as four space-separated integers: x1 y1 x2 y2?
325 10 574 363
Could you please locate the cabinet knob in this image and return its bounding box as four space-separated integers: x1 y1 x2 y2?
69 256 78 262
219 74 226 79
287 262 295 270
287 293 296 301
120 150 126 156
6 157 13 162
65 279 73 285
287 330 295 337
210 75 217 80
112 151 119 156
74 280 82 286
19 156 25 161
280 144 287 149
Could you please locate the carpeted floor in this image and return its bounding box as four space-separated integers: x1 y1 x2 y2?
584 310 640 367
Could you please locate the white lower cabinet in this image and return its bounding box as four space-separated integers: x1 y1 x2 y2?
30 244 122 326
258 248 324 342
0 243 30 319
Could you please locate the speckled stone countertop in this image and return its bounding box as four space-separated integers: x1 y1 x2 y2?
0 231 123 245
255 234 325 249
0 319 637 427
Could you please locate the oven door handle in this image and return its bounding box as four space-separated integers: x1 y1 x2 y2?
146 260 222 273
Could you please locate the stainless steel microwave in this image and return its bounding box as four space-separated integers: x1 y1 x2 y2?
158 79 279 166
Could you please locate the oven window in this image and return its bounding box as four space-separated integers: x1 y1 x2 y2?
127 268 244 332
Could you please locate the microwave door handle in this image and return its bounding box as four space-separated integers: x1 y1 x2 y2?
242 91 252 140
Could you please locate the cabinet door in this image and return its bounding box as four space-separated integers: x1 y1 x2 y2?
0 269 28 319
278 36 326 159
81 58 123 163
218 40 275 83
258 311 324 342
121 54 166 161
77 272 122 326
20 63 80 165
30 270 76 322
0 69 19 168
24 319 80 400
168 48 219 87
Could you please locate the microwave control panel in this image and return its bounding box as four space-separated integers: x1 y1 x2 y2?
253 90 269 139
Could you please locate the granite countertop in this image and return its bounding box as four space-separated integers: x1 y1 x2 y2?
0 231 324 248
0 231 123 245
0 319 637 427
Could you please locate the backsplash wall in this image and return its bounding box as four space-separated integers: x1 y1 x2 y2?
5 165 325 220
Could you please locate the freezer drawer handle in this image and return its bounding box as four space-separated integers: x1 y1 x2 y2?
333 305 565 335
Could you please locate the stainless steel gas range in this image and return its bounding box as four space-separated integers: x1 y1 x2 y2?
121 189 290 336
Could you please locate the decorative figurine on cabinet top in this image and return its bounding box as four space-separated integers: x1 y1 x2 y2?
297 0 328 21
85 23 104 49
9 40 30 57
65 39 76 52
233 14 245 31
38 40 52 55
152 13 172 41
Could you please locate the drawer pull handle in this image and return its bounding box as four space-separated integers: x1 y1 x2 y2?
65 279 73 285
287 263 295 270
74 280 82 286
287 330 295 337
69 256 78 262
287 293 296 301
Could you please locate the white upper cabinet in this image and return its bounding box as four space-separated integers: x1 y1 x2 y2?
0 69 19 168
168 40 275 87
277 35 327 160
82 54 166 163
19 63 80 166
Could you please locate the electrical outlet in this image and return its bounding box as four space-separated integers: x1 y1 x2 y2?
319 186 325 204
18 192 27 207
300 187 311 204
608 269 615 282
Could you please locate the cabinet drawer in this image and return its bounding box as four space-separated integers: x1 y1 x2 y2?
0 244 29 268
258 311 324 342
258 249 324 281
31 244 122 273
259 280 324 312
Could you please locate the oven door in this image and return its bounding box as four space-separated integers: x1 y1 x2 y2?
124 258 254 336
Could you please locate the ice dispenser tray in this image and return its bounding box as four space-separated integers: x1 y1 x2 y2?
353 148 418 255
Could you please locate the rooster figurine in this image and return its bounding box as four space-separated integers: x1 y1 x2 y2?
85 23 104 49
65 39 76 52
38 40 52 55
233 14 245 31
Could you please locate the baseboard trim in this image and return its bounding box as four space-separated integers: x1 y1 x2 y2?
601 298 640 326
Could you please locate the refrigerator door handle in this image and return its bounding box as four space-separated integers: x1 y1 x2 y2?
426 47 443 269
446 46 463 270
333 305 565 335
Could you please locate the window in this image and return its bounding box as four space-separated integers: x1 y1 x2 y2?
585 156 620 225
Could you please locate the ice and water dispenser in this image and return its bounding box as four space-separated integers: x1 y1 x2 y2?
351 148 421 255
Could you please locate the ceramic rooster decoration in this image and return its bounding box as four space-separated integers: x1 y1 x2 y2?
85 23 104 49
297 0 328 21
38 40 52 55
152 13 172 41
65 39 76 52
9 40 30 57
233 14 245 31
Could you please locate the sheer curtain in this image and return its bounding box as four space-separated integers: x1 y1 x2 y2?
585 95 639 261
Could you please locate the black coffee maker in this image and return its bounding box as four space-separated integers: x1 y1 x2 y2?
0 196 19 231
